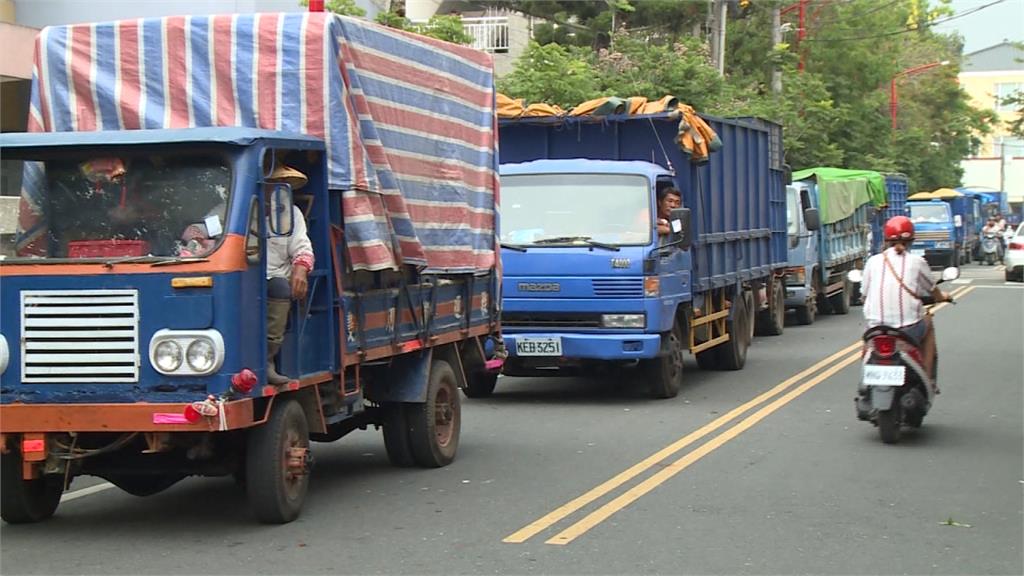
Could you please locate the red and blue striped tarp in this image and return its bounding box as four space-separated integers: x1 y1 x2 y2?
25 12 498 272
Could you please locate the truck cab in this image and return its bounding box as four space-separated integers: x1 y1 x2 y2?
499 159 689 385
907 199 955 266
783 182 823 325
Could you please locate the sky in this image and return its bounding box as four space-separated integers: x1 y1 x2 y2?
933 0 1024 54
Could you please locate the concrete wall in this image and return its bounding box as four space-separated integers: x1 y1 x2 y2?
492 11 530 78
959 70 1024 157
961 157 1024 202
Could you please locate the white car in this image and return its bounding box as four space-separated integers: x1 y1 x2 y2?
1005 223 1024 282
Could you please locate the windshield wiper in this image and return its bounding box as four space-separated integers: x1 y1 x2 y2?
102 255 158 268
150 257 210 267
500 242 528 252
531 236 621 252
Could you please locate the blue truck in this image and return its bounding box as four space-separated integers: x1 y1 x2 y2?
491 113 788 399
907 190 981 266
784 168 880 325
958 187 1010 221
869 173 910 254
0 14 500 524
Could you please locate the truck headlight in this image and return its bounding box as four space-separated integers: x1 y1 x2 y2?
150 330 224 376
155 341 183 372
601 314 645 328
187 339 217 372
0 334 9 375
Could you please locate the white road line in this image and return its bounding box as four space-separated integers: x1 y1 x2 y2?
61 482 115 502
952 279 973 284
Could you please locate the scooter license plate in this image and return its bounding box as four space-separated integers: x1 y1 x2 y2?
863 364 905 386
515 337 563 357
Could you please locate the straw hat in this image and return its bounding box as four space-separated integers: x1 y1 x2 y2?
265 163 308 190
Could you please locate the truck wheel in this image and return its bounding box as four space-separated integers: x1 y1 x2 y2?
106 474 185 497
381 402 415 467
755 279 784 336
743 290 756 345
829 278 851 315
644 322 685 399
406 360 461 468
717 291 751 371
462 371 498 399
246 399 310 524
1 449 62 524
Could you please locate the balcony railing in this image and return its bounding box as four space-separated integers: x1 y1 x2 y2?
411 15 510 53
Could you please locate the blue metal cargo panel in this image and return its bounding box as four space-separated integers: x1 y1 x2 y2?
871 173 910 253
498 114 786 292
820 203 871 268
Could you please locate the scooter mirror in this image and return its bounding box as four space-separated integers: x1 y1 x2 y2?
940 267 960 282
847 269 864 284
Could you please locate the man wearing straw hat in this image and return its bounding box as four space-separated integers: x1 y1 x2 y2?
262 162 315 385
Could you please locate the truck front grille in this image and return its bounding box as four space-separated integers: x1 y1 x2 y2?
915 231 951 242
502 312 602 329
592 278 644 297
21 290 140 383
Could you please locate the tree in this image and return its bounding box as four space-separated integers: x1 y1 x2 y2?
298 0 366 17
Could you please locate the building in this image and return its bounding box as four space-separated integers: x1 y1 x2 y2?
406 0 535 76
958 41 1023 208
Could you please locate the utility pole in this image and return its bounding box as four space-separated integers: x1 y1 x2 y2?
771 5 782 95
709 0 727 76
1000 140 1007 193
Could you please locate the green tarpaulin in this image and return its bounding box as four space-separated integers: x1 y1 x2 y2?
791 167 887 225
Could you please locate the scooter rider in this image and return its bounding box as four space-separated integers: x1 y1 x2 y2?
860 216 951 391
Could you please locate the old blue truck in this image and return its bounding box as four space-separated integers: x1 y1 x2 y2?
486 112 787 399
784 168 882 325
0 14 500 524
907 189 981 266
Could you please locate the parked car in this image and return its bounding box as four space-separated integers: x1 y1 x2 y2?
1005 223 1024 282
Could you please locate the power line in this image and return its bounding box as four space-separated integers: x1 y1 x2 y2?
803 0 1011 43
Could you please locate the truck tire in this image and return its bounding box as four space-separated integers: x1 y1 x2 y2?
406 360 461 468
755 279 785 336
462 371 498 399
828 278 851 315
1 449 62 524
381 402 415 467
716 290 751 371
644 322 685 399
246 399 311 524
106 474 185 497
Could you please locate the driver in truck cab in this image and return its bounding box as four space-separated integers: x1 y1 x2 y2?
656 186 682 237
860 216 952 391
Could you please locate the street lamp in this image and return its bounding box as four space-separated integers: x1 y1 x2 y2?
890 60 950 130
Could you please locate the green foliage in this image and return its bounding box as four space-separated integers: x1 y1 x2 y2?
371 12 474 45
298 0 366 17
497 42 599 108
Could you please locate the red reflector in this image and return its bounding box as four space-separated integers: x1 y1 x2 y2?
1009 242 1023 250
873 335 896 356
183 404 202 423
21 439 44 453
231 368 258 394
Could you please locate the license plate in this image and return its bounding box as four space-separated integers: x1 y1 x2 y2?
862 364 905 386
911 249 925 257
515 337 562 357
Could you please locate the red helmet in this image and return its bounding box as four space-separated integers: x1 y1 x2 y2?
883 216 915 241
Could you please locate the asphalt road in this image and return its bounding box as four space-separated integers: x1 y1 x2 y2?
2 264 1021 575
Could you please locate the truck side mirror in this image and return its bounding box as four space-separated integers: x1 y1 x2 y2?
783 164 793 185
268 183 294 237
803 207 821 231
670 207 692 251
954 214 963 228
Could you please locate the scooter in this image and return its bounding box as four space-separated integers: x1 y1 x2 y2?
847 266 959 444
981 232 1001 266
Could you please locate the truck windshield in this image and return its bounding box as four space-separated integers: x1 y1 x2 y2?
1 152 231 261
500 173 651 246
909 204 949 224
786 186 800 235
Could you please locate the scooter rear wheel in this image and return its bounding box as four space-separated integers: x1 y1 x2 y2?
877 407 901 444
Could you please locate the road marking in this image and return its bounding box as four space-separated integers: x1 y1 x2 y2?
501 342 861 544
951 279 973 285
546 351 863 545
506 286 974 545
61 482 115 502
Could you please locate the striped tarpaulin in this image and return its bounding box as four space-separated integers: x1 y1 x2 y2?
24 13 498 272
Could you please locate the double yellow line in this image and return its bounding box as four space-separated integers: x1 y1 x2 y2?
503 285 974 546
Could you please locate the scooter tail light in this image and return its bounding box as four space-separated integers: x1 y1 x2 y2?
872 335 896 357
1009 242 1023 250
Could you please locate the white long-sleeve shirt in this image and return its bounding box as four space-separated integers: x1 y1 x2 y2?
861 247 935 328
267 205 314 279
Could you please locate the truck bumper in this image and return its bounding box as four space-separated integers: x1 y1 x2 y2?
504 332 662 361
0 399 256 433
784 286 811 308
